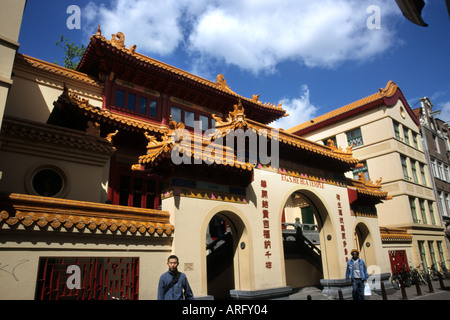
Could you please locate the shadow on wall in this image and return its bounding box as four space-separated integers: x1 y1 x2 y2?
5 74 56 123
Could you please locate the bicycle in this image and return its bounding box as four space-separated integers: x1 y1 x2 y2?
401 264 412 287
410 265 427 285
390 266 400 290
439 261 450 279
429 264 439 281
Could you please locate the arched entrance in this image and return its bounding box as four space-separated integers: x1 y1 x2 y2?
354 222 376 267
281 189 338 289
205 211 252 299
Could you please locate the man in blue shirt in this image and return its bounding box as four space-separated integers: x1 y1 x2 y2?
157 255 194 300
345 249 369 300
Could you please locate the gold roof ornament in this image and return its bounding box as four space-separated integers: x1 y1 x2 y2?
327 139 353 158
111 32 126 49
216 74 235 94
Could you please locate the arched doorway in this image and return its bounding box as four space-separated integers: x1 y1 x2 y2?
354 222 376 267
205 211 251 299
281 190 338 289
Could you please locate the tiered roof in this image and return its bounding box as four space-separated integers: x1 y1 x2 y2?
77 27 286 124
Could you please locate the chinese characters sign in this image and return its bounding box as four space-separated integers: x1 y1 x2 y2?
261 180 272 270
336 194 349 262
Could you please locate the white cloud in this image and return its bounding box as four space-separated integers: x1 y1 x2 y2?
271 85 318 130
83 0 194 55
439 102 450 122
83 0 400 73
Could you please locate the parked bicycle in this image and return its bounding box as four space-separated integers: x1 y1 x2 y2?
410 265 427 285
390 265 411 290
390 266 401 290
439 261 450 279
401 264 412 287
429 264 439 281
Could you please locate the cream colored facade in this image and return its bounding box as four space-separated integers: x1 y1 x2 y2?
0 53 394 299
290 86 449 272
163 169 391 298
0 57 173 300
0 0 26 186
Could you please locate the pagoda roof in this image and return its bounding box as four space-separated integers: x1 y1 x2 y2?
77 27 286 124
287 81 420 135
210 100 360 169
134 100 362 177
135 118 254 173
346 174 390 200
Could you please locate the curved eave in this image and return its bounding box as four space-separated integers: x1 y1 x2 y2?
0 193 174 237
287 81 420 135
212 118 359 168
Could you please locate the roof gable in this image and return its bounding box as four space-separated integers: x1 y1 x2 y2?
287 81 420 135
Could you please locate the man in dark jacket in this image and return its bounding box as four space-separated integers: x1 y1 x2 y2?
157 255 194 300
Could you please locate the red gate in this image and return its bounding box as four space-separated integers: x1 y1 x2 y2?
388 250 409 274
34 257 139 300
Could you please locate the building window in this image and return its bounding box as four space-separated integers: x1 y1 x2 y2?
409 197 419 223
171 106 182 123
437 242 446 269
184 110 195 128
446 165 450 182
112 86 159 119
31 167 66 198
115 89 125 108
413 133 419 149
403 127 410 145
346 128 363 147
431 159 438 178
428 201 436 225
393 121 401 140
127 93 136 112
419 164 427 186
439 192 447 217
411 161 419 183
434 135 441 153
419 199 427 224
353 161 369 181
401 156 410 180
199 115 210 131
323 136 337 147
438 162 445 181
418 241 428 270
428 241 437 269
170 104 213 131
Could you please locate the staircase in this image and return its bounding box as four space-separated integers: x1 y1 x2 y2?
206 232 234 282
283 223 322 272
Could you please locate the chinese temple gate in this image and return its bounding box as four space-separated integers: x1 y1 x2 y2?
0 28 393 299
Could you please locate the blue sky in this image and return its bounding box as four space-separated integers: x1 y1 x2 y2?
17 0 450 129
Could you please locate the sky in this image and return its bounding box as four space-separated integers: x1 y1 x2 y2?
17 0 450 130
